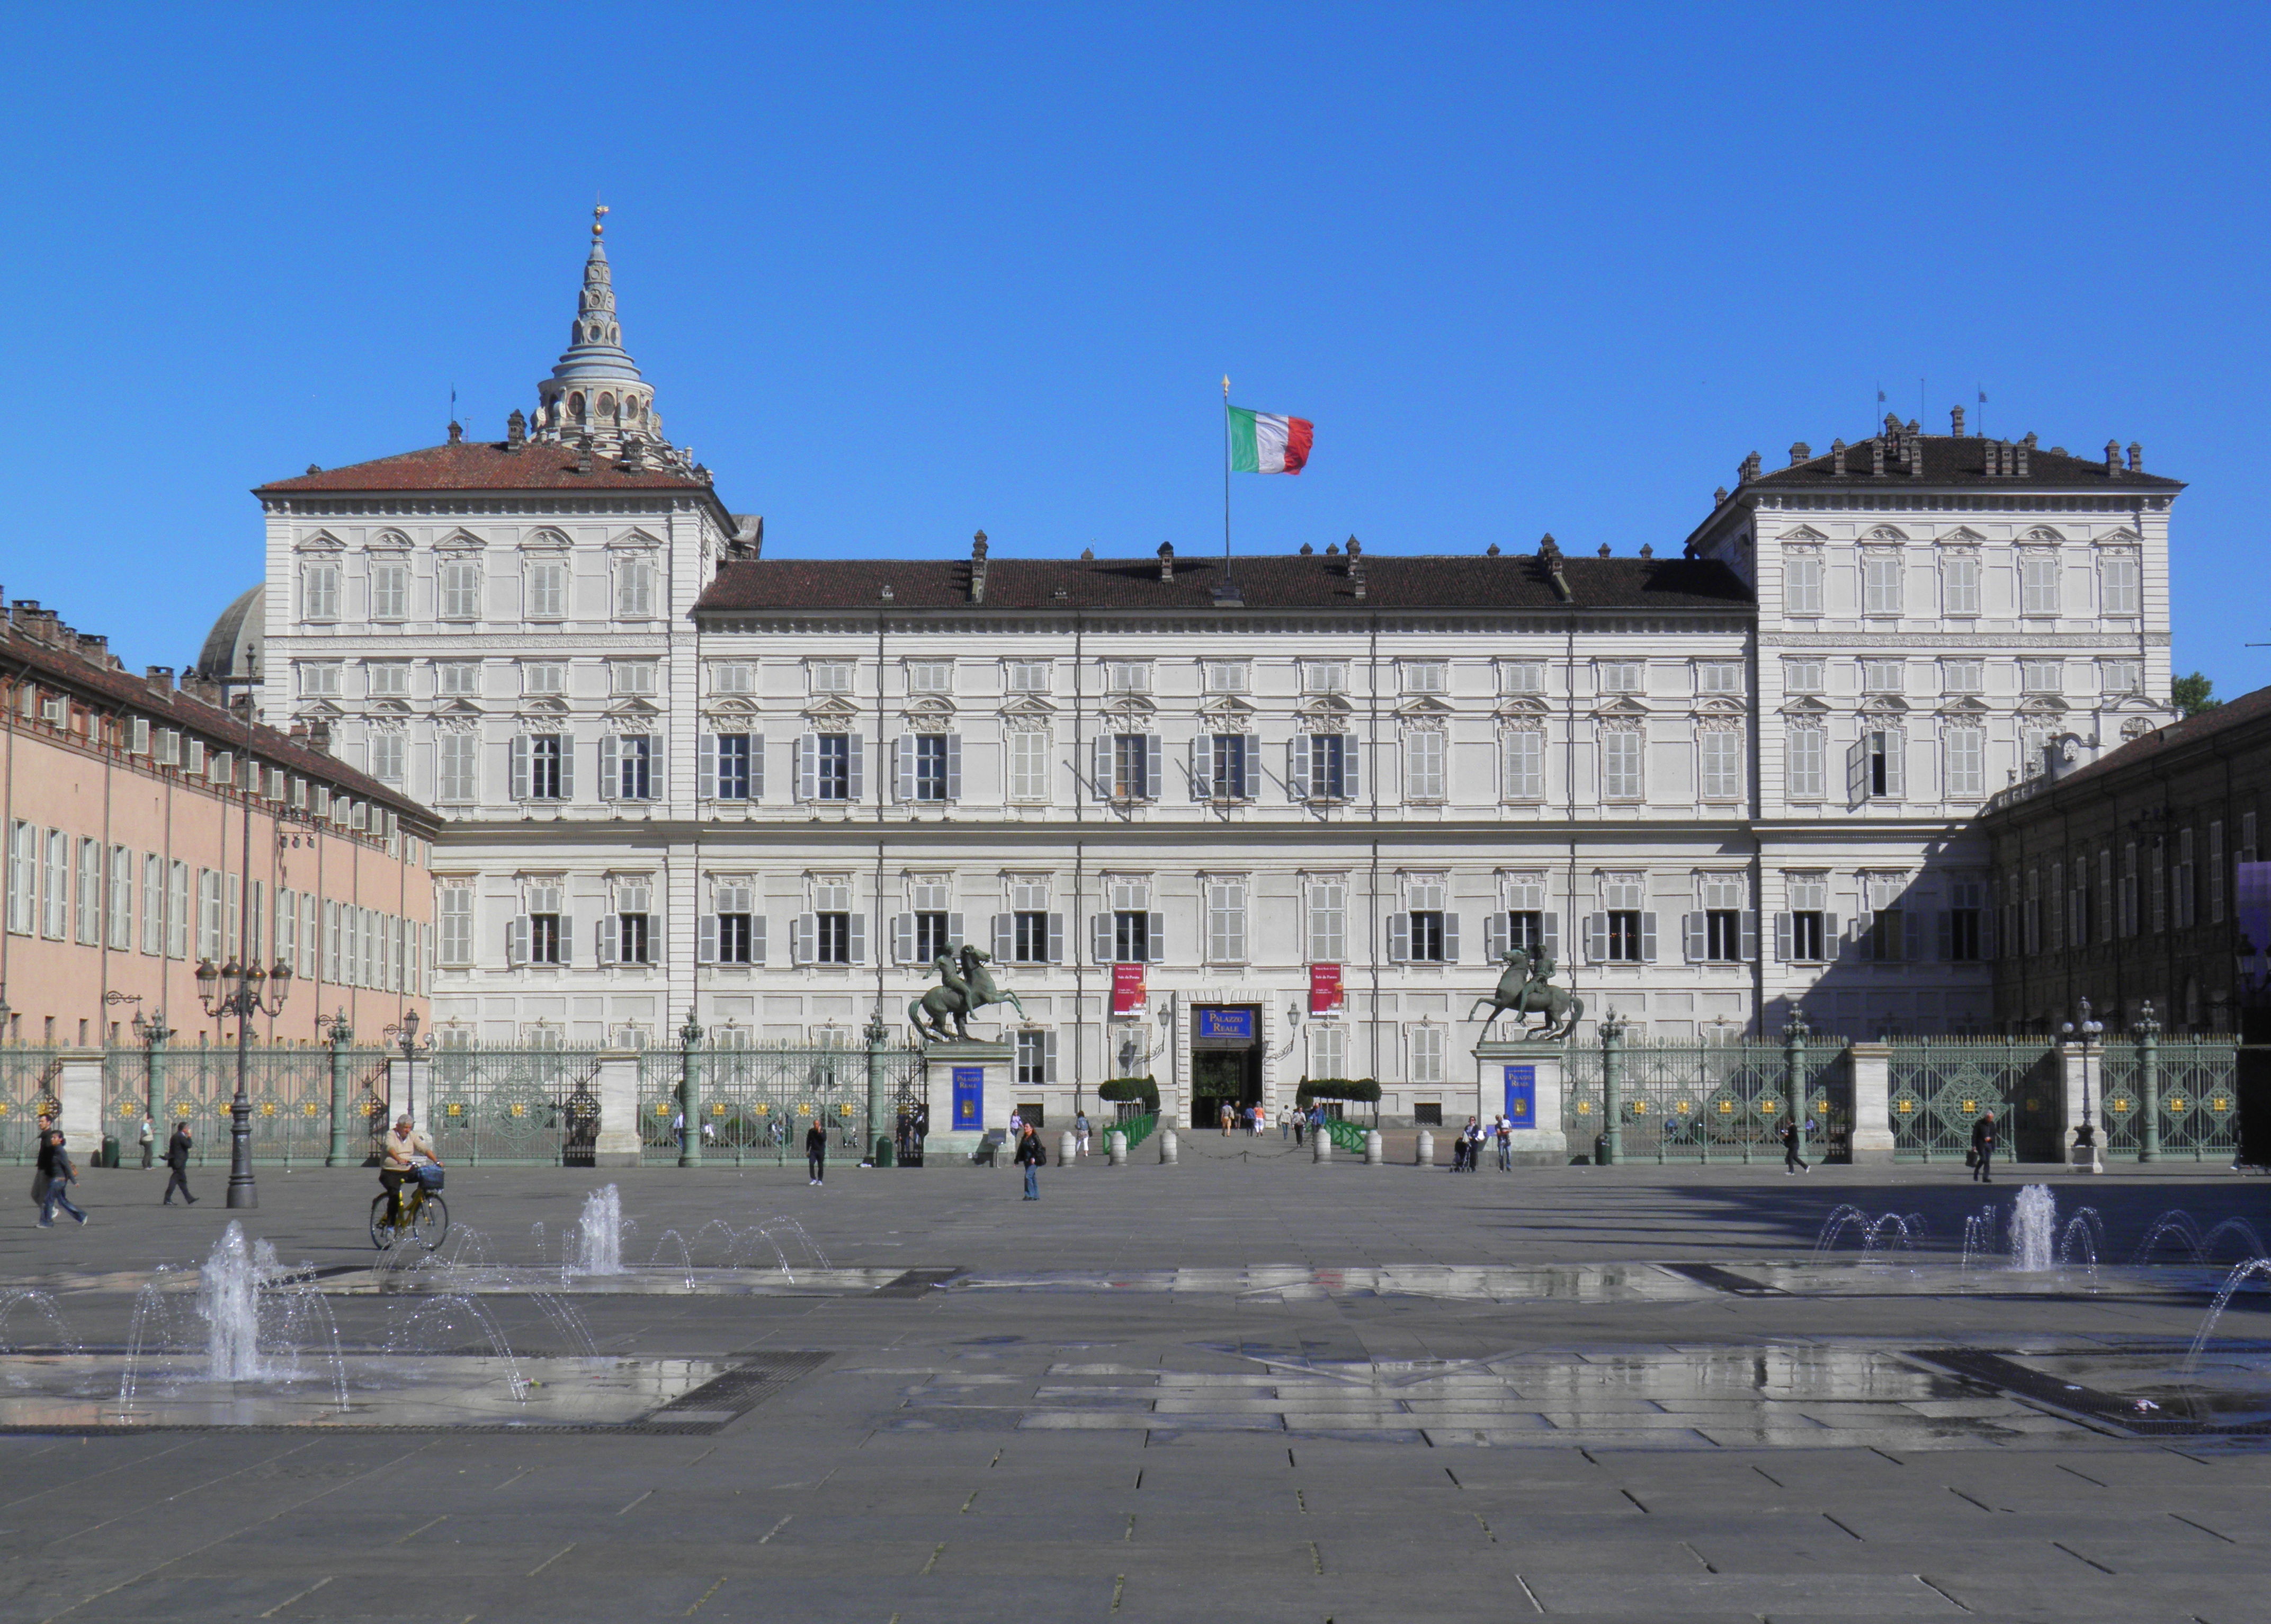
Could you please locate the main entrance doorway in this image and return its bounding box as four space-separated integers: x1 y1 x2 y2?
1189 1005 1263 1129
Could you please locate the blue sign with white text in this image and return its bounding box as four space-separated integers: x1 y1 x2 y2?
1197 1007 1255 1041
953 1066 984 1131
1503 1065 1536 1128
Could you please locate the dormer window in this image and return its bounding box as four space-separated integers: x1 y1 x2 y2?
1204 661 1249 693
906 661 953 695
1595 661 1642 696
1400 661 1446 695
808 662 854 695
1302 661 1348 695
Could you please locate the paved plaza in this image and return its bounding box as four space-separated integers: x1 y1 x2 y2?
0 1147 2265 1622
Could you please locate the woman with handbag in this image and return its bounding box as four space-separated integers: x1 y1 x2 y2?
1969 1111 1996 1184
38 1132 89 1227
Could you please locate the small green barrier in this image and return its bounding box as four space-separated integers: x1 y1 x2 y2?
1324 1118 1367 1153
1117 1113 1158 1149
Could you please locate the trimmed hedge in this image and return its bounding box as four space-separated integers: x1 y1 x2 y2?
1295 1077 1382 1106
1097 1075 1160 1108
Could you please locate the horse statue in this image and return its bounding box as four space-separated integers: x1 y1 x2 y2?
1466 947 1583 1040
908 943 1028 1043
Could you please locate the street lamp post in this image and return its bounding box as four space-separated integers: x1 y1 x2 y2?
2133 1000 2162 1163
864 1008 891 1167
1599 1009 1626 1166
324 1009 355 1166
2060 997 2104 1174
678 1011 703 1168
129 1007 174 1148
382 1009 424 1127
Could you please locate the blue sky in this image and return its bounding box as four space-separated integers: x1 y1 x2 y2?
7 4 2267 693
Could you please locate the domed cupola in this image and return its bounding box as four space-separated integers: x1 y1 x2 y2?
534 205 668 454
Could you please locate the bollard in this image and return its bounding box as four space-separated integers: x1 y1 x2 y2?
1416 1129 1435 1166
1059 1130 1077 1167
1159 1128 1178 1164
1365 1130 1383 1164
1107 1131 1127 1165
1313 1130 1331 1163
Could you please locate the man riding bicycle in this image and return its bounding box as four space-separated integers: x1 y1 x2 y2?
379 1113 442 1229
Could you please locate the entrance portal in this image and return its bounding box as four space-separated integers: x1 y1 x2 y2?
1189 1005 1263 1129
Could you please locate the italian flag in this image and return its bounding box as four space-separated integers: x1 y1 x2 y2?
1227 405 1313 474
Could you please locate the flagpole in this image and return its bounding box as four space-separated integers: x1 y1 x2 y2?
1222 375 1232 583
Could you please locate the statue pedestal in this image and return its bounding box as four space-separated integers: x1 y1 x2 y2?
1471 1041 1570 1165
922 1040 1015 1163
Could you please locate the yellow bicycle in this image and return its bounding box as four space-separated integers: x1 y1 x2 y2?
369 1167 449 1249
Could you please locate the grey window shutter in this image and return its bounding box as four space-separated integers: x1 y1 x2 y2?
558 739 574 801
749 917 764 966
1484 912 1509 962
797 734 818 801
847 913 867 964
1288 737 1310 801
994 913 1014 959
892 913 915 964
1978 909 1995 959
509 736 530 801
945 735 962 800
1882 734 1906 799
1343 738 1361 799
600 735 618 801
696 914 719 966
1092 913 1112 963
1640 913 1657 962
1234 738 1255 799
1091 735 1113 796
1442 911 1459 963
792 913 816 966
1846 735 1869 808
647 740 663 801
1585 912 1607 962
1934 909 1951 961
1147 911 1166 963
893 738 914 803
1387 912 1410 963
748 734 764 798
1683 912 1705 963
1190 737 1212 799
1774 912 1792 962
698 735 718 799
845 735 864 800
947 912 964 948
508 915 529 966
1043 1030 1058 1084
596 915 616 967
1541 912 1559 958
1047 913 1065 963
1906 909 1926 961
1823 913 1839 954
557 913 572 965
1143 735 1162 800
1740 910 1759 962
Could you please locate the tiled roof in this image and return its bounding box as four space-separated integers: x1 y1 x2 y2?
0 619 434 826
2002 683 2271 804
255 438 717 495
696 551 1753 614
1750 433 2184 492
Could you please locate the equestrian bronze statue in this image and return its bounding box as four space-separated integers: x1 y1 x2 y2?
909 943 1027 1042
1467 947 1583 1040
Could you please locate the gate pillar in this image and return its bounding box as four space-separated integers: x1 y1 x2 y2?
56 1049 103 1154
592 1049 644 1167
1846 1042 1896 1164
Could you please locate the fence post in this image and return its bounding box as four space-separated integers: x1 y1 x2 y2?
1846 1040 1896 1164
1783 1014 1806 1160
592 1049 643 1167
324 1016 352 1166
1598 1013 1624 1166
145 1029 168 1150
678 1016 704 1169
2134 1005 2161 1163
865 1013 892 1167
56 1049 103 1157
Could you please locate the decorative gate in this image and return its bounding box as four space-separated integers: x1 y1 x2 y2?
642 1043 909 1165
117 1043 389 1167
424 1046 601 1166
2097 1038 2240 1161
0 1048 62 1165
1566 1039 1849 1163
1886 1039 2060 1162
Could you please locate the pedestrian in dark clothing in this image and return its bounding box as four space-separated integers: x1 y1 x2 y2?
1782 1118 1810 1174
1970 1112 1996 1183
162 1124 196 1205
1014 1123 1044 1200
137 1117 155 1170
804 1121 827 1185
38 1134 87 1227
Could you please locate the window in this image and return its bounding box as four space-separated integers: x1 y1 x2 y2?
1783 658 1824 694
44 831 69 940
709 733 754 800
1502 728 1544 801
1594 876 1651 962
1006 661 1050 694
710 662 754 696
904 877 957 963
1009 729 1050 801
1401 661 1446 694
1113 908 1151 962
1015 1030 1056 1087
1781 876 1832 962
612 661 657 697
1105 662 1151 694
1942 660 1983 695
1307 879 1346 963
606 735 654 800
436 662 480 697
303 560 341 620
808 662 854 695
195 867 221 960
298 663 342 698
1404 729 1445 801
438 558 482 620
274 888 294 975
1302 661 1348 694
807 734 855 801
1690 873 1748 962
1850 727 1903 802
1695 662 1741 695
1398 878 1452 963
365 663 410 698
2100 659 2142 697
515 734 568 800
436 734 478 802
1596 661 1642 695
615 557 656 619
1697 728 1742 801
525 557 568 620
524 886 565 966
2098 849 2116 947
812 909 854 965
1009 896 1055 964
2100 551 2141 616
168 862 189 958
6 822 32 935
1599 728 1643 801
1945 879 1986 962
1205 879 1247 964
1298 734 1354 800
369 734 405 784
2020 551 2060 616
1309 1022 1346 1081
1499 661 1546 695
2020 659 2063 695
1196 734 1250 800
1941 551 1981 616
905 661 952 695
903 734 954 802
76 837 100 944
604 883 651 966
2176 828 2197 929
1863 551 1903 615
1784 551 1823 615
439 888 472 967
1408 1025 1445 1086
1862 659 1903 695
141 853 163 955
370 559 408 620
2211 821 2227 923
1110 733 1153 800
1864 875 1911 962
1943 725 1984 798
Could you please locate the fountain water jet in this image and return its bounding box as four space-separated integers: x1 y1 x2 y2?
574 1186 625 1275
2008 1185 2057 1272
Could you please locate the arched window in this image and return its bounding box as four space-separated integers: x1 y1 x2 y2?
597 392 616 418
568 391 586 419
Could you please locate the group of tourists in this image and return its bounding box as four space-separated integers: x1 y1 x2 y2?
28 1114 198 1226
1448 1116 1519 1172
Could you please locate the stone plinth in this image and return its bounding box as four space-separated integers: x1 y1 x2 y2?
1845 1042 1897 1165
591 1050 643 1167
922 1040 1014 1162
1471 1040 1570 1165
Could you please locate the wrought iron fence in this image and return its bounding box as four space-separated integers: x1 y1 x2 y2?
637 1045 918 1165
99 1043 392 1167
1885 1038 2060 1162
1564 1038 1851 1162
424 1045 601 1166
0 1047 62 1165
2096 1039 2240 1161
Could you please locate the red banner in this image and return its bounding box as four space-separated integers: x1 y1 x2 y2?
1111 961 1147 1016
1310 963 1343 1014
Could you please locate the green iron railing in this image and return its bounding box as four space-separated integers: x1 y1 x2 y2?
1566 1038 1849 1162
1324 1117 1369 1153
2097 1038 2239 1162
1885 1038 2061 1163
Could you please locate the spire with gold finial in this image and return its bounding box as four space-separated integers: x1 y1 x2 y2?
533 203 672 459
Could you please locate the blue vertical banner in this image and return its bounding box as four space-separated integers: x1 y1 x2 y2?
1503 1064 1535 1127
952 1066 985 1131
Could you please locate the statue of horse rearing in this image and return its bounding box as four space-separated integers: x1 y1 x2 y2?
909 943 1027 1042
1467 948 1583 1040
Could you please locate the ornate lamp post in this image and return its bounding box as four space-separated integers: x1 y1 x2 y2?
2132 1000 2161 1163
194 948 293 1210
129 1007 174 1145
863 1008 891 1167
324 1009 356 1166
1598 1009 1627 1166
2060 997 2104 1174
678 1011 704 1168
382 1009 425 1127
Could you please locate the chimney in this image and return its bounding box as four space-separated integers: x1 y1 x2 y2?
145 665 175 695
1638 542 1654 559
306 719 331 756
2022 431 2038 449
1597 543 1611 558
730 515 764 559
2127 441 2142 472
1831 439 1847 476
1739 451 1762 483
1871 438 1887 478
1789 442 1811 467
970 530 990 603
619 435 647 472
1345 536 1365 599
1485 542 1500 557
1713 486 1727 506
2015 439 2029 478
446 420 463 444
1907 421 1925 478
575 435 595 476
1951 405 1965 436
1156 540 1174 583
2105 439 2122 475
506 408 526 449
1536 533 1560 565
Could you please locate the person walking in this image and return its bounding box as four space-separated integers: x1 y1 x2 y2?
1782 1116 1810 1174
37 1132 88 1227
1292 1109 1304 1147
162 1122 196 1205
1219 1103 1232 1136
1074 1110 1091 1158
1496 1116 1514 1172
1014 1121 1044 1200
137 1116 155 1170
1970 1111 1997 1184
804 1119 827 1185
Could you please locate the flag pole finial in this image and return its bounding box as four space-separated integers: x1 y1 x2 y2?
1222 376 1230 399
